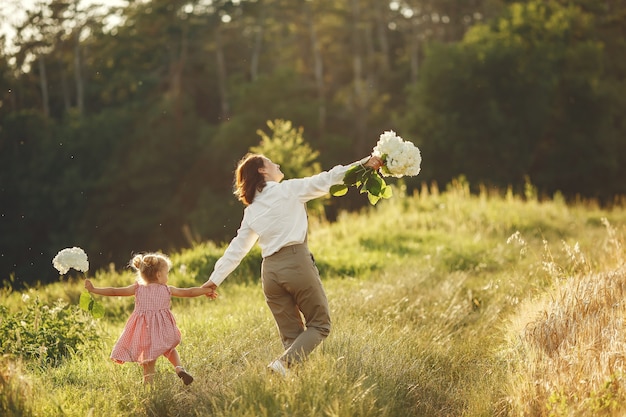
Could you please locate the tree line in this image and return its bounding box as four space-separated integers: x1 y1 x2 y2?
1 0 624 287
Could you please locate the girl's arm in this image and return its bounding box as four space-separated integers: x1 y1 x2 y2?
169 286 217 298
84 279 136 296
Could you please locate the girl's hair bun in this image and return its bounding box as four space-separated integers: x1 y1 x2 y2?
129 252 172 283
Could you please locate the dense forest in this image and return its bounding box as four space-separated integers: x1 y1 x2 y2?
1 0 625 287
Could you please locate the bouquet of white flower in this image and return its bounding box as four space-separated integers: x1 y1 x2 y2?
331 130 421 205
53 247 104 318
52 247 89 274
373 130 422 178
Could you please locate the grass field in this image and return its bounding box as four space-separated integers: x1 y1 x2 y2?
2 180 625 416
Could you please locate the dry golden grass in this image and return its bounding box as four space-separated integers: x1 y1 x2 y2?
503 219 626 416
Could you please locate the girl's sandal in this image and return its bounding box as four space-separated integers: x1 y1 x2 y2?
175 366 194 385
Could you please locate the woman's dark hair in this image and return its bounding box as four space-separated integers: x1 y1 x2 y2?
234 153 266 205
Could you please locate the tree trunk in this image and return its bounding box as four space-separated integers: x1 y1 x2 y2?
375 4 390 72
364 20 378 93
305 1 326 134
168 18 188 134
60 60 71 112
38 55 50 118
74 28 84 115
409 20 420 84
351 0 367 156
215 25 230 120
250 5 265 81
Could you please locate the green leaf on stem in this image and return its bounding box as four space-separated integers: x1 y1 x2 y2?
91 301 105 319
357 169 369 184
330 184 349 196
367 192 381 205
343 165 363 186
79 291 105 318
335 163 392 205
79 291 92 311
365 172 383 196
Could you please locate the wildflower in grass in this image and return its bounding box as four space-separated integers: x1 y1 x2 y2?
541 239 563 278
52 247 104 318
507 231 528 257
330 130 421 205
506 231 525 246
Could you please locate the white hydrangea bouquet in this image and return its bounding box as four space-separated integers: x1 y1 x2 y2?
331 130 422 205
53 247 104 318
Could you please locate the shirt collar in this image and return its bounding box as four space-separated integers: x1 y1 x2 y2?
254 181 278 199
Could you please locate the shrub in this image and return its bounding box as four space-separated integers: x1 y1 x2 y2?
0 296 99 367
170 242 263 286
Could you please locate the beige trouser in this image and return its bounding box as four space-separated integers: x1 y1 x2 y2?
261 242 331 365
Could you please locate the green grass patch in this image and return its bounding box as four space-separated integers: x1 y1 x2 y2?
1 184 625 416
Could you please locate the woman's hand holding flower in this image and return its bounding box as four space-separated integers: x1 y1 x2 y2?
364 156 383 170
330 131 421 205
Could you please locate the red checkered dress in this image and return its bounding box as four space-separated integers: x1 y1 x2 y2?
110 283 182 364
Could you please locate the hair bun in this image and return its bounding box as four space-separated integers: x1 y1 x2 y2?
143 255 158 268
131 254 143 270
128 252 172 279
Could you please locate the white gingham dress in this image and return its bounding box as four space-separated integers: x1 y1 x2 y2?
110 283 181 364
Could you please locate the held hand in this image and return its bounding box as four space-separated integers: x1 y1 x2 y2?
364 156 383 170
202 281 218 299
84 279 94 292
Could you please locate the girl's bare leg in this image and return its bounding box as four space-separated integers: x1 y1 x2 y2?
164 348 183 368
142 360 156 384
164 349 194 385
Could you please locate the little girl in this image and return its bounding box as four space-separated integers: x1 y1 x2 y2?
84 252 216 385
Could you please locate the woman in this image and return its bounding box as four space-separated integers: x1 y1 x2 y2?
202 153 383 375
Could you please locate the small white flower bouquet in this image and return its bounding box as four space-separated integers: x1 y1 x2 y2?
52 247 89 274
53 247 104 318
331 130 422 204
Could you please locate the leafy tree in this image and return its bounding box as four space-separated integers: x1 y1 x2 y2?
76 98 209 271
251 119 321 180
402 1 618 198
5 0 626 287
0 110 58 286
208 69 321 175
249 118 329 217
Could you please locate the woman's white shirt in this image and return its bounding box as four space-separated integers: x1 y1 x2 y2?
208 162 358 286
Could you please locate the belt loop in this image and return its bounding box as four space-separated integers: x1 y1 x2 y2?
291 245 297 254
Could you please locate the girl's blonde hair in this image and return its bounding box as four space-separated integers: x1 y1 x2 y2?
129 252 172 284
